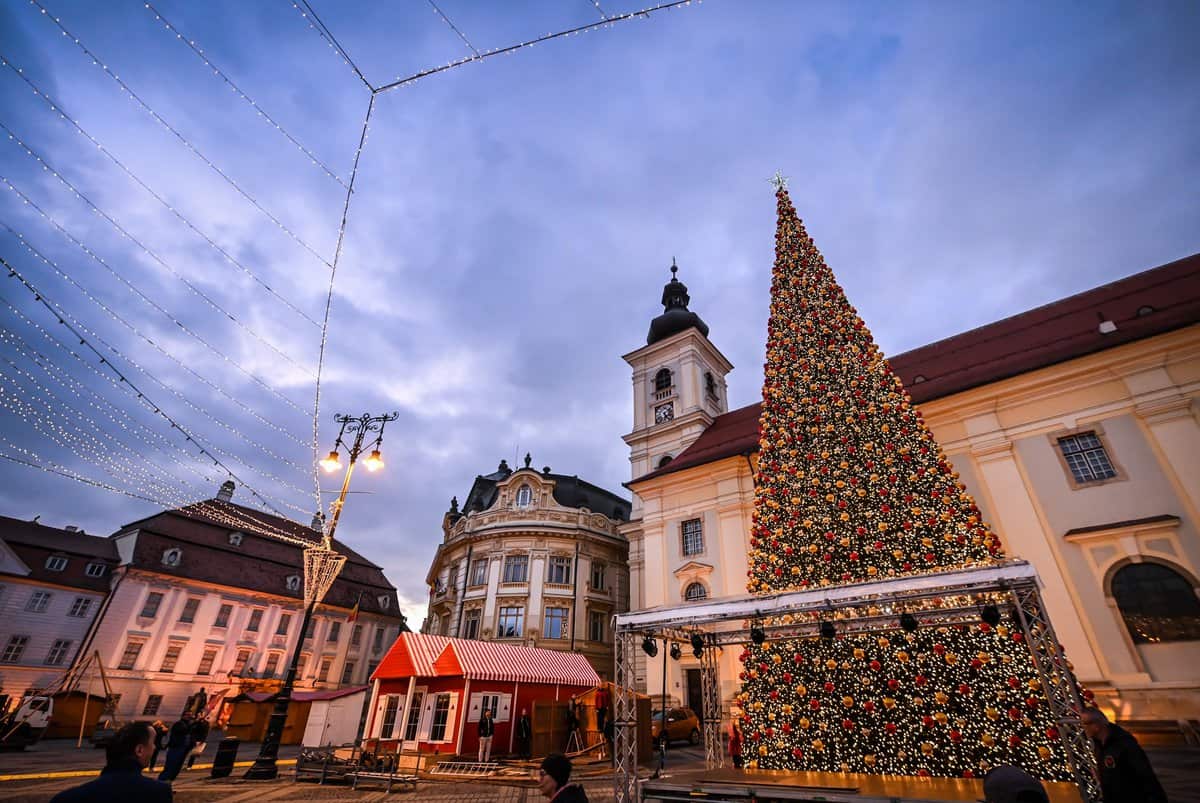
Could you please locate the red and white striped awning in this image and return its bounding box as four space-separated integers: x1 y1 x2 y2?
373 632 453 680
436 639 600 686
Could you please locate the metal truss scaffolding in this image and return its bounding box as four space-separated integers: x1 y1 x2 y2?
612 560 1099 803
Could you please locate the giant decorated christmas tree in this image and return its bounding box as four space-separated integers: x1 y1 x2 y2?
737 183 1087 781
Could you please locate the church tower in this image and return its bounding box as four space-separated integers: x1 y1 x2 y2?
622 261 734 500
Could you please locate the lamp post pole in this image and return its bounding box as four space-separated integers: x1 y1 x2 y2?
244 411 397 781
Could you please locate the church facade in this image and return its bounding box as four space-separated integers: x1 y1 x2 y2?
623 254 1200 732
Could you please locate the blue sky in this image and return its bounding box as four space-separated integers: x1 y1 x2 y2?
0 0 1197 624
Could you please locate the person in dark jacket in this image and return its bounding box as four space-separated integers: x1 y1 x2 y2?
538 752 588 803
516 708 533 760
50 721 172 802
185 717 211 769
1081 707 1167 803
477 708 496 762
157 712 195 783
148 720 168 772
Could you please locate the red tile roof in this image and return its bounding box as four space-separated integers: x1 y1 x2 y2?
631 253 1200 485
0 515 120 592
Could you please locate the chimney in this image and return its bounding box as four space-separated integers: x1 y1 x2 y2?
216 480 235 503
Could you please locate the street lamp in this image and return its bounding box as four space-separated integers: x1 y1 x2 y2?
245 411 398 781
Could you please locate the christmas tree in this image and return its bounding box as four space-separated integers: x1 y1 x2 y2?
737 183 1085 780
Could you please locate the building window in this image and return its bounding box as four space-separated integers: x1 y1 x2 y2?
276 613 292 636
684 582 708 602
84 562 106 578
705 371 717 397
328 621 341 643
341 661 356 685
45 555 68 572
232 649 252 676
228 532 243 546
589 610 606 643
352 624 363 646
197 648 217 676
213 603 232 628
463 609 481 639
381 695 401 738
45 639 72 666
503 554 529 583
657 455 673 469
429 693 452 741
26 590 52 613
1112 563 1200 644
404 692 424 740
447 562 459 591
378 595 391 609
179 598 201 624
296 653 309 679
373 627 386 653
469 558 488 587
681 518 704 556
246 609 264 632
118 640 144 670
160 643 184 673
548 556 573 585
591 562 606 591
515 484 534 508
285 575 301 592
367 660 379 677
263 653 281 678
318 656 333 682
497 606 524 638
2 635 29 663
1057 431 1118 484
543 607 570 639
140 592 163 619
439 613 450 635
161 548 182 567
142 695 163 716
68 597 93 618
655 402 674 424
654 368 672 392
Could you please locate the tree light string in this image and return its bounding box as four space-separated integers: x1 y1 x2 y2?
0 121 316 375
291 0 375 92
309 92 375 517
427 0 480 57
1 252 304 516
0 178 310 415
0 300 312 499
140 2 349 190
0 53 321 330
373 0 700 95
26 0 334 269
0 228 310 453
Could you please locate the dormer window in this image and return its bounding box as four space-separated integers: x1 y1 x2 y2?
378 595 391 609
228 532 244 546
45 556 68 572
161 548 182 568
515 484 533 509
85 563 106 578
285 575 301 592
654 368 672 392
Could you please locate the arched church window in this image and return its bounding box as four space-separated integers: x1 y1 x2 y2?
515 484 533 508
654 368 672 392
1111 562 1200 643
684 582 708 602
657 455 673 469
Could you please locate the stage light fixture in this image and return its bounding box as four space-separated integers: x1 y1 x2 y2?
819 620 836 639
690 632 705 658
642 636 658 658
669 642 682 661
750 622 766 646
899 612 919 633
981 604 1001 627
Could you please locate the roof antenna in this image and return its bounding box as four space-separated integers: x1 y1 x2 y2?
671 256 678 279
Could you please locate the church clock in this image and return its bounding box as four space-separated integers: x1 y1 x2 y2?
655 402 675 424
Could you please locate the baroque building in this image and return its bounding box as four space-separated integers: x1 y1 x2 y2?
623 254 1200 733
422 456 631 680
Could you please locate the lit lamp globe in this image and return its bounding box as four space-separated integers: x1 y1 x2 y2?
364 449 385 472
319 451 341 472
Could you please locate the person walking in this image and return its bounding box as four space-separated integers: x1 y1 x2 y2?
148 720 168 772
594 688 609 736
516 708 533 760
185 717 211 770
1081 707 1167 803
157 712 195 783
537 753 588 803
189 687 208 717
728 712 744 770
51 722 172 802
477 708 496 763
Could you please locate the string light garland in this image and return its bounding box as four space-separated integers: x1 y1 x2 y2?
587 0 609 20
0 53 320 329
0 179 310 415
427 0 480 57
290 0 375 92
0 121 315 375
0 439 159 503
737 186 1088 782
25 0 334 268
139 2 349 189
0 232 311 454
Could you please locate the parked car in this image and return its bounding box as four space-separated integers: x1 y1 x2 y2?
651 707 700 747
0 695 53 750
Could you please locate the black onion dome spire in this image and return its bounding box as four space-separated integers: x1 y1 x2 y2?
647 258 710 345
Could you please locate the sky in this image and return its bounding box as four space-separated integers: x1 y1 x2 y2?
0 0 1197 626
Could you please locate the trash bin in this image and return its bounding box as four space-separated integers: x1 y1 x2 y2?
210 736 239 778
